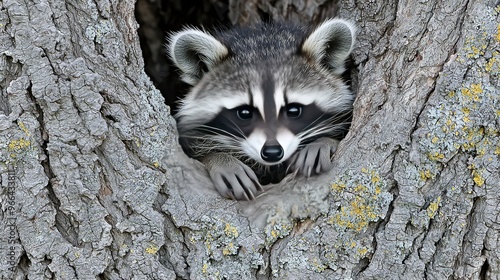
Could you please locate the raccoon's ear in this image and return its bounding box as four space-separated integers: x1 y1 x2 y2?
301 19 356 75
168 29 229 85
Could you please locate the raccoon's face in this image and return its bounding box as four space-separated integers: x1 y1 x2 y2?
194 67 353 165
168 19 356 165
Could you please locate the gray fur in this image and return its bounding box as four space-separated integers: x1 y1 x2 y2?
168 28 229 85
204 153 263 200
288 137 340 177
168 19 356 200
302 19 356 75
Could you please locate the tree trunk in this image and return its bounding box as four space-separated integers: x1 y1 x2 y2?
1 0 498 279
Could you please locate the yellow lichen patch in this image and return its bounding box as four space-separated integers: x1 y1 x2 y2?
222 242 236 255
18 121 31 136
485 54 498 72
354 184 367 193
203 232 214 251
349 199 366 216
145 245 159 254
134 137 141 147
461 107 473 122
474 127 484 138
265 222 293 244
153 161 159 168
462 142 474 150
330 209 358 230
419 169 434 181
494 146 500 155
357 247 369 257
461 107 470 116
224 223 239 238
472 169 485 186
205 241 212 251
331 182 346 192
202 262 208 274
149 126 157 136
471 83 483 95
431 136 439 144
445 118 453 126
468 45 485 57
330 198 377 232
428 152 445 161
324 251 335 261
310 258 327 272
8 139 31 152
427 196 441 218
329 168 391 234
461 85 482 102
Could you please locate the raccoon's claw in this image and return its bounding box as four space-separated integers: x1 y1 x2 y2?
203 154 263 200
288 138 339 178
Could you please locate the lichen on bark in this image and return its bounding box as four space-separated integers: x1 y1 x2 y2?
0 0 499 279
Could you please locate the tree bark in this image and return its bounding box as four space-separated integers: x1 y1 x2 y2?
1 0 499 279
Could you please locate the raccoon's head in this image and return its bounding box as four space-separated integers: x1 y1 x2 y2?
168 19 356 166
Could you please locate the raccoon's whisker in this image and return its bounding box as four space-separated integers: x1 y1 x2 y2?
297 121 350 144
189 140 240 150
190 117 247 141
181 131 246 156
298 113 351 135
297 120 335 137
298 112 330 134
196 125 241 138
180 136 237 147
219 116 248 139
296 111 350 138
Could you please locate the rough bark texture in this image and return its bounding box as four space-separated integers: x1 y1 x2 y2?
0 0 499 279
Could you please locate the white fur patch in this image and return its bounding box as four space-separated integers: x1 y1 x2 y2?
241 128 267 163
252 87 266 121
241 127 299 165
274 86 286 117
276 128 300 163
176 90 250 131
286 87 354 113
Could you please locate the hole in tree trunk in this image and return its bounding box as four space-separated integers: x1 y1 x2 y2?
135 0 232 114
134 1 357 198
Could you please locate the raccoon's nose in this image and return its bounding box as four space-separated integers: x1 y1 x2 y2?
261 145 284 163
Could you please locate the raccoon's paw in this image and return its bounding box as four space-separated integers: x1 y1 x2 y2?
288 137 340 178
203 153 263 201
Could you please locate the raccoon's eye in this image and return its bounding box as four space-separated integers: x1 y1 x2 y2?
236 106 253 120
286 104 302 118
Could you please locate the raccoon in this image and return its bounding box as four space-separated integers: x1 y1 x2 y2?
168 19 356 200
